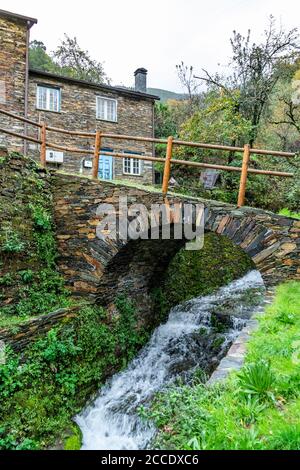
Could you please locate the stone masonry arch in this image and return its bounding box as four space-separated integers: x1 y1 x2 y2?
53 174 300 309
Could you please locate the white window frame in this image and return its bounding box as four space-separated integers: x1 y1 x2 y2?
123 156 141 176
36 85 61 112
96 96 117 122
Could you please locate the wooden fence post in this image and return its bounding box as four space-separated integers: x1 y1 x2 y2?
237 144 250 207
162 136 173 197
40 122 46 168
92 131 101 180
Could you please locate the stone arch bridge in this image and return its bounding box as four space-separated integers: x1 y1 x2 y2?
53 173 300 313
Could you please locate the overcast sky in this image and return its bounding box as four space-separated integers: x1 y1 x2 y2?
2 0 300 91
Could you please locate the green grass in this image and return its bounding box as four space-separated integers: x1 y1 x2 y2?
148 280 300 450
278 208 300 220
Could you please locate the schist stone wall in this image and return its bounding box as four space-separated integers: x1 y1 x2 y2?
52 173 300 316
0 14 30 151
26 73 155 183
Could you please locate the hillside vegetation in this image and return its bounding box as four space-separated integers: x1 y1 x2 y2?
147 88 186 102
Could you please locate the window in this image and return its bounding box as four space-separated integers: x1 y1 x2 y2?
96 96 117 122
123 156 141 176
37 86 61 112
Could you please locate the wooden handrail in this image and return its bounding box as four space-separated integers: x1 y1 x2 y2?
173 139 295 158
101 133 169 145
101 132 295 157
238 144 250 207
0 107 295 156
91 150 294 178
162 136 173 196
40 122 47 168
46 142 92 154
92 131 101 179
0 126 42 144
46 125 96 138
0 108 43 127
0 107 296 207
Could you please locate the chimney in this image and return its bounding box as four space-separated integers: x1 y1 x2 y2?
134 68 147 93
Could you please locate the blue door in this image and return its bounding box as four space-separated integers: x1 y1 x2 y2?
99 154 113 180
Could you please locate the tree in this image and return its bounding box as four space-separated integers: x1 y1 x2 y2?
176 62 203 113
194 16 300 146
29 36 110 85
270 69 300 137
29 40 57 72
177 90 251 167
53 35 110 84
154 102 177 138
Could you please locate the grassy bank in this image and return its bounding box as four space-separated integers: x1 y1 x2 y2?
148 281 300 450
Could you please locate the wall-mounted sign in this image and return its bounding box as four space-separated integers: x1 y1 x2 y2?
200 170 219 189
83 159 93 168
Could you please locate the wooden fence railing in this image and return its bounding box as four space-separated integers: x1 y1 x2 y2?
0 108 296 207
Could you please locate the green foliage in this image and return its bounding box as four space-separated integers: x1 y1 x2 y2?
148 280 300 450
178 91 251 153
29 36 110 85
0 427 38 450
1 229 25 254
268 425 300 450
148 88 186 102
0 155 70 326
19 269 34 284
0 297 150 449
29 40 57 72
154 102 178 138
64 425 82 450
0 273 13 286
278 208 300 220
29 204 52 231
237 360 276 401
13 269 69 318
164 21 300 212
38 329 81 364
115 296 149 363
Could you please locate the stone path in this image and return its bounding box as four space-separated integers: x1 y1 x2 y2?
208 288 275 384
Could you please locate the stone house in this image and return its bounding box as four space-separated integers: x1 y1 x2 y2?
0 9 159 183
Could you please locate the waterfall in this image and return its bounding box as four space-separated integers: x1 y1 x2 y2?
76 270 265 450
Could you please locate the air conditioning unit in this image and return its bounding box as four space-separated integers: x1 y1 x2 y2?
83 159 93 168
46 150 64 163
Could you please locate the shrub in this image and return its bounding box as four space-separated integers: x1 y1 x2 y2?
29 204 52 231
1 230 25 254
19 270 34 284
237 360 276 402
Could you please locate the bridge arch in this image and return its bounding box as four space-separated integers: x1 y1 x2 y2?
53 174 300 309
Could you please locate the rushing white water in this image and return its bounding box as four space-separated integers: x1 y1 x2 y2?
76 270 265 450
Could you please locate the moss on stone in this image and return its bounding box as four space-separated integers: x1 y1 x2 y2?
63 424 82 451
0 153 71 328
151 232 254 317
0 298 151 450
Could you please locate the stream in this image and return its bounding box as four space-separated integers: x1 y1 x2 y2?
76 270 265 450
